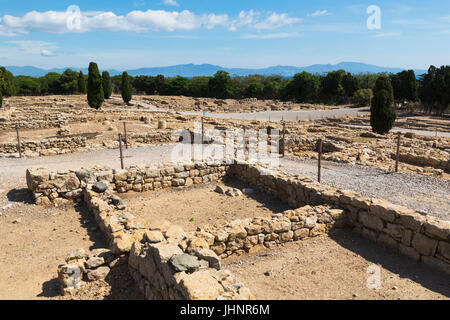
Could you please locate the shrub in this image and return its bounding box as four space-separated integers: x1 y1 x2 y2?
121 72 132 104
352 89 373 107
102 71 112 99
87 62 104 109
370 75 396 134
78 71 86 94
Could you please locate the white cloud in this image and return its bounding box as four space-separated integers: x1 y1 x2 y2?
162 0 179 6
41 49 55 57
370 32 402 38
0 9 301 36
242 32 301 39
310 10 328 17
229 10 301 31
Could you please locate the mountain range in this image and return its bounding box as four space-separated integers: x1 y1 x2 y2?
4 62 427 78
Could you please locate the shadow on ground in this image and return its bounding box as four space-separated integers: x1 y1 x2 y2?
6 188 34 204
329 229 450 298
222 177 291 213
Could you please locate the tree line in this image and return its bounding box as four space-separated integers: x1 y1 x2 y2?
0 64 448 117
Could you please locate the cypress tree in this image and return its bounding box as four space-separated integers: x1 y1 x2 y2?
121 72 132 104
77 71 86 94
102 71 112 99
87 62 104 109
370 75 396 134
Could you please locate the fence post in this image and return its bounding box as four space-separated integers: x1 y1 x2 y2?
123 122 128 149
395 132 401 173
318 138 322 183
16 127 22 159
118 133 124 170
243 125 247 159
282 122 286 157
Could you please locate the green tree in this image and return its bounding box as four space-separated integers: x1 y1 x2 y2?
167 76 189 96
342 73 360 98
87 62 104 109
102 71 112 99
352 89 373 107
287 72 321 102
188 76 210 97
0 88 2 108
321 69 346 100
0 67 16 96
40 72 61 95
121 72 132 104
14 76 41 95
59 69 79 94
78 71 86 94
370 75 396 134
208 71 234 99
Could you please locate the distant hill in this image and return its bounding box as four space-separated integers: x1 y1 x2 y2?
4 62 427 78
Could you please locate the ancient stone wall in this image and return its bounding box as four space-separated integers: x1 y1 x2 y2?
228 163 450 275
0 136 87 156
26 161 230 206
57 174 254 300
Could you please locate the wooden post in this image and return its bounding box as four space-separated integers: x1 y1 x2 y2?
395 132 401 173
318 138 322 183
282 122 286 157
118 133 124 170
16 127 22 159
123 122 128 149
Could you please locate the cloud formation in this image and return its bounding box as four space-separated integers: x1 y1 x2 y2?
0 8 301 36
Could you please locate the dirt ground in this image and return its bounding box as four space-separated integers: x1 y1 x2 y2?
224 230 450 300
123 180 290 232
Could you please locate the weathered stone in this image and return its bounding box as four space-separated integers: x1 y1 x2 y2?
421 256 450 275
423 218 450 241
165 225 187 242
438 241 450 260
411 233 438 256
86 266 110 281
293 228 309 241
191 248 221 270
397 211 426 232
399 244 420 261
84 256 106 269
309 224 327 237
377 233 399 251
359 211 384 231
169 254 201 273
144 230 165 243
179 270 225 300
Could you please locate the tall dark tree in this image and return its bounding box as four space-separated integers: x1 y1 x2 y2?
121 72 132 104
0 67 15 96
0 88 2 108
78 71 86 94
370 75 396 134
102 71 112 99
342 72 360 98
87 62 104 109
208 71 233 99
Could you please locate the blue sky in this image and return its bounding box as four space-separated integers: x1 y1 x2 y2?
0 0 449 70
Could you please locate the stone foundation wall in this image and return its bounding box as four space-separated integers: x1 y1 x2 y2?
393 153 450 173
57 176 255 300
228 163 450 275
26 161 230 206
203 205 347 259
0 136 87 156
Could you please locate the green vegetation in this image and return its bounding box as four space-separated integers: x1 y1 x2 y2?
352 89 373 107
102 71 112 99
0 64 448 116
121 72 132 104
87 62 104 109
370 75 396 134
78 71 87 94
419 65 450 116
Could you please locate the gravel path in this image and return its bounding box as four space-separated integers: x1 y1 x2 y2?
131 98 370 121
0 145 448 220
281 158 450 221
